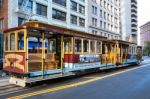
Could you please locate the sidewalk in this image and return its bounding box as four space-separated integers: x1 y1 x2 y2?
0 70 9 87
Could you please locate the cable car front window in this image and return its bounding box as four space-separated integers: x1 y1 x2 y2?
5 34 8 51
10 33 15 50
18 31 24 50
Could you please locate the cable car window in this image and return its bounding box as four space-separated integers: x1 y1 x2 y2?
64 38 72 52
75 39 81 52
10 33 15 50
83 40 89 52
49 40 56 52
75 39 82 52
5 34 8 51
97 42 101 53
90 40 95 53
18 31 24 50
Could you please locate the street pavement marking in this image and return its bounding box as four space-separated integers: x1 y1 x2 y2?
7 64 150 99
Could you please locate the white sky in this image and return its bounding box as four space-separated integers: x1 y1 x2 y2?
137 0 150 45
138 0 150 26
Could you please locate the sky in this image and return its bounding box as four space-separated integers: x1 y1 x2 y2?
137 0 150 45
138 0 150 26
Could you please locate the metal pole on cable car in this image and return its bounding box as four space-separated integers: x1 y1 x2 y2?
61 35 64 75
42 32 45 78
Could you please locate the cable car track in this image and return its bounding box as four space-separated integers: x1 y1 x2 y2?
0 84 24 96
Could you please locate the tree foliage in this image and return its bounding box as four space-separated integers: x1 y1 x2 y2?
143 41 150 56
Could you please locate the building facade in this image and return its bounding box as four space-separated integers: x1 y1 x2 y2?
0 0 138 41
0 0 8 32
121 0 138 44
87 0 121 39
7 0 88 32
140 22 150 47
0 0 7 58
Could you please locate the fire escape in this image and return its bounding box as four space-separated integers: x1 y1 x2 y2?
16 0 34 21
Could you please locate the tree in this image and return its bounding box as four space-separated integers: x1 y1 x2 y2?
143 41 150 56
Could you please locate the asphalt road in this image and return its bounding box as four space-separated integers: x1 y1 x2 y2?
1 60 150 99
26 64 150 99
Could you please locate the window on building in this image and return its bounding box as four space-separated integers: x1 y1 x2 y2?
18 17 26 25
104 12 106 19
10 33 15 50
80 0 85 2
0 0 3 8
92 6 97 15
79 18 85 27
100 0 102 6
107 3 109 10
26 0 33 12
104 1 106 8
92 0 97 3
75 39 82 52
92 18 97 27
104 22 106 29
107 14 110 21
114 17 118 24
18 0 25 7
52 0 66 7
36 3 47 17
71 15 77 25
100 10 102 18
100 21 102 28
111 25 113 31
52 9 66 21
71 0 77 11
18 0 33 12
0 19 4 29
79 4 85 14
18 32 24 50
83 40 89 52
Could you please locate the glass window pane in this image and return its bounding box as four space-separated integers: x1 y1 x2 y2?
97 42 101 53
18 32 24 50
64 38 72 52
10 33 15 50
49 40 56 52
36 3 47 16
5 34 8 51
83 40 89 52
75 39 81 52
53 0 66 6
52 9 66 21
90 40 95 53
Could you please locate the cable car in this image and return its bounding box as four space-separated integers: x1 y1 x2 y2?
3 21 142 87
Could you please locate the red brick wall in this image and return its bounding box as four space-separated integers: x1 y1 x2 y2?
0 0 8 32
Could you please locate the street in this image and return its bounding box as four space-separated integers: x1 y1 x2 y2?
0 57 150 99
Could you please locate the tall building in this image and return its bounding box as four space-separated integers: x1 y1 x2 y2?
87 0 121 39
121 0 138 44
140 22 150 47
0 0 87 32
0 0 7 58
0 0 8 33
0 0 138 41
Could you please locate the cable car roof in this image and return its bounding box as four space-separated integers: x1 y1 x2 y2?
4 21 108 41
